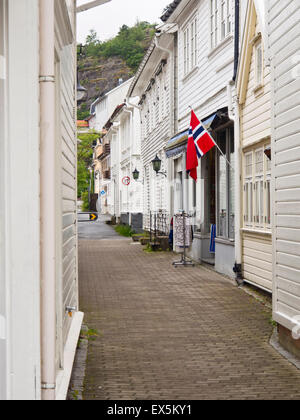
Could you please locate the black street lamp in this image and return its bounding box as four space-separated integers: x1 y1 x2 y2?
132 168 140 181
77 43 87 105
132 168 144 184
151 155 167 177
77 75 87 104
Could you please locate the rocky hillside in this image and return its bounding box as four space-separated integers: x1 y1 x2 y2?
78 55 132 117
77 22 156 119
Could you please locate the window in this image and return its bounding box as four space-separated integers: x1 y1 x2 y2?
191 17 198 68
184 28 189 75
244 152 253 226
183 15 198 75
156 78 161 124
243 143 271 231
255 39 263 87
145 107 150 136
216 127 235 239
210 0 232 49
211 0 218 49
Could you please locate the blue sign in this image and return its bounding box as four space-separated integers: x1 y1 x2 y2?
100 190 106 196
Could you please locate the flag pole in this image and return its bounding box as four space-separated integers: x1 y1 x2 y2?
212 140 235 172
188 106 234 172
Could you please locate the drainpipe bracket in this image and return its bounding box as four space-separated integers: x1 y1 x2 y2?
41 383 56 390
39 76 55 83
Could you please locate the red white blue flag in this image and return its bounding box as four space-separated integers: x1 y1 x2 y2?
186 110 216 181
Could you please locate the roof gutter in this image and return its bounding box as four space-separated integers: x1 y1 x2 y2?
128 41 156 97
233 0 240 81
76 0 111 13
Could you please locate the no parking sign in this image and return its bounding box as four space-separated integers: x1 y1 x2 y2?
122 176 131 186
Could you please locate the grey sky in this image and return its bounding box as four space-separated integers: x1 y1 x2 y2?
77 0 172 43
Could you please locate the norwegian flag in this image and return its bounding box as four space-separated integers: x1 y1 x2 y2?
186 110 216 181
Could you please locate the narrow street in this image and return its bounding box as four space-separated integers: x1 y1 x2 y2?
78 219 300 400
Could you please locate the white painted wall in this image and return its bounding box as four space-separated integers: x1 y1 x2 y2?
177 0 235 132
238 2 272 292
268 0 300 330
0 0 8 400
0 0 41 400
131 37 174 228
93 78 133 132
169 0 236 242
106 98 143 219
0 0 83 400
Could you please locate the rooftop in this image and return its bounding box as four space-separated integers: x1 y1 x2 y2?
160 0 182 22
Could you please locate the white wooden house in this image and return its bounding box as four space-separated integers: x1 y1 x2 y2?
268 0 300 357
90 78 132 133
128 26 177 233
91 79 133 206
236 0 272 292
100 96 143 230
0 0 110 401
161 0 241 277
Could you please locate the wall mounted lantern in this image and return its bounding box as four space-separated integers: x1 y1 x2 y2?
132 168 144 184
133 168 140 181
151 155 167 177
77 75 87 104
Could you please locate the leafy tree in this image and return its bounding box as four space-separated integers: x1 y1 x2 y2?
81 22 157 71
77 103 90 120
84 29 102 57
77 131 99 198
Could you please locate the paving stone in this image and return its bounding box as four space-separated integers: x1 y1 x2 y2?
78 239 300 400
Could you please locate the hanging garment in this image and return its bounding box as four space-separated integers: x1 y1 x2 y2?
174 214 192 248
209 224 216 253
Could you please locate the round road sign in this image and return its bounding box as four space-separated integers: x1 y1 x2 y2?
122 176 131 186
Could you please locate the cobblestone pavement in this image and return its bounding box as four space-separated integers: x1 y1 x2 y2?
78 237 300 400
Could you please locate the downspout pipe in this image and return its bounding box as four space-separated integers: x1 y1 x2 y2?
233 97 243 286
126 98 140 111
233 0 240 82
233 0 243 285
39 0 56 400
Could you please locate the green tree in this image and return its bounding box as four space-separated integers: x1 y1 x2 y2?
77 103 90 120
81 22 157 71
84 29 102 57
77 131 99 198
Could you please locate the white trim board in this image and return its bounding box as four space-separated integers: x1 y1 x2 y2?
0 55 5 79
56 311 84 400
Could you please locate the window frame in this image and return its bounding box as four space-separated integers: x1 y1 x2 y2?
216 126 235 240
242 142 272 232
183 14 198 77
210 0 232 50
254 37 263 89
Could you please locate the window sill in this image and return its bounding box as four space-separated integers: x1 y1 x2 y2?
253 84 264 97
182 65 199 83
241 228 272 236
215 237 235 246
208 35 233 59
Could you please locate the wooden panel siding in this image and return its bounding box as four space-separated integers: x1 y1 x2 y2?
60 43 77 346
239 5 272 292
242 232 273 292
177 0 235 131
269 0 300 329
241 19 271 149
140 58 172 219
